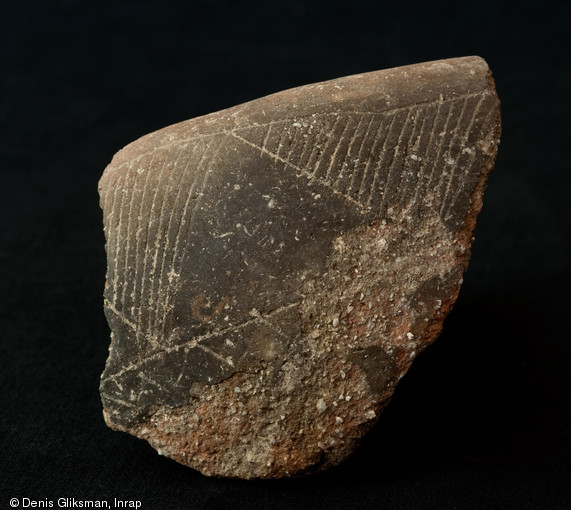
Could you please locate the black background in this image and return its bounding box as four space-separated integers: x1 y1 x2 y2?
1 1 570 508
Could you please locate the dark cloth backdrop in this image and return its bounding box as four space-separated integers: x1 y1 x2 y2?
1 1 570 508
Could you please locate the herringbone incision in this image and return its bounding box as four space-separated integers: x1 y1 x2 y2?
99 56 501 479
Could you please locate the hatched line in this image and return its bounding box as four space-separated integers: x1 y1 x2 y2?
377 107 414 215
283 124 303 169
394 106 424 207
122 151 158 318
305 119 330 173
103 394 137 409
153 150 195 331
113 162 136 308
104 91 484 175
324 116 352 183
130 150 169 338
137 151 177 338
105 300 137 332
230 131 367 212
295 122 317 168
408 100 441 215
347 114 376 197
106 160 130 307
443 148 479 224
145 146 185 338
261 123 273 153
365 112 399 210
423 101 455 211
312 116 342 178
333 113 366 190
119 154 155 316
435 95 470 214
443 99 495 221
197 344 235 368
274 122 289 160
402 108 430 208
440 94 485 216
159 138 217 338
356 116 389 204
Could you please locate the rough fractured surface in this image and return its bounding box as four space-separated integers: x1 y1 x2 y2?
99 56 501 479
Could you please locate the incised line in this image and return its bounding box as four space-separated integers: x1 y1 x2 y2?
108 301 300 381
